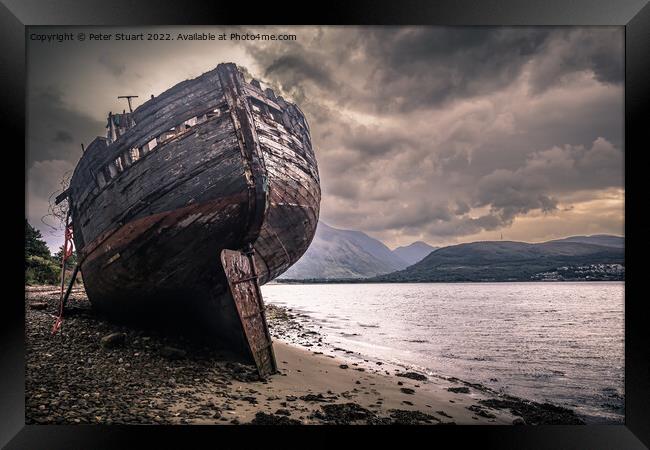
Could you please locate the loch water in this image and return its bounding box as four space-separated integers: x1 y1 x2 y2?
262 281 624 423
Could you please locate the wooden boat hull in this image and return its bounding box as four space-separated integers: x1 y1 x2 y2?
66 63 320 360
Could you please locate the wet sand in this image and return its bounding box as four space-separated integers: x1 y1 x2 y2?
25 285 584 425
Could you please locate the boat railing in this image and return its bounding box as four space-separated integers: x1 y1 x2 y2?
95 104 226 189
94 72 306 192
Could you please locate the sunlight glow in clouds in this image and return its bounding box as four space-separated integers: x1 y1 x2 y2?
27 26 624 250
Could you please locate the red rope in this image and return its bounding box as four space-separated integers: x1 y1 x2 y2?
52 218 74 335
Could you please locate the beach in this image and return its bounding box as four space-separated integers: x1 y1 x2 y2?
25 285 584 425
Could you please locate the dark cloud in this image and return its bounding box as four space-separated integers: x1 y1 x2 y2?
347 125 416 157
53 130 73 143
247 27 622 115
361 28 550 110
527 28 623 94
98 53 127 77
27 26 624 250
28 87 105 165
265 54 335 90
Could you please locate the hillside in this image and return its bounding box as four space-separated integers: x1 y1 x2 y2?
373 239 624 282
392 241 438 266
279 222 408 279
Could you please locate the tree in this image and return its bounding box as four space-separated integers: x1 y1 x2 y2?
54 245 78 267
25 219 52 259
25 219 59 285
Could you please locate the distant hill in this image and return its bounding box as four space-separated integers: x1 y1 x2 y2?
279 222 409 279
392 241 438 266
374 238 624 282
547 235 624 248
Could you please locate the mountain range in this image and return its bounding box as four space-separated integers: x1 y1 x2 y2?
373 237 624 282
279 223 623 282
545 234 623 248
279 222 419 279
392 241 439 265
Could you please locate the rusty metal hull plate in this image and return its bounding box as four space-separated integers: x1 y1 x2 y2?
221 248 277 378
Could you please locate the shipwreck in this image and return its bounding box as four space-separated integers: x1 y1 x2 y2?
55 63 321 377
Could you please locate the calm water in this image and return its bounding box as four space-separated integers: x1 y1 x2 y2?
261 282 624 423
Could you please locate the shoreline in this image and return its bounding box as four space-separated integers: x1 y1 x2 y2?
270 279 624 284
25 285 584 425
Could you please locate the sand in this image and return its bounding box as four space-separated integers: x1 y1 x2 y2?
25 285 583 425
183 339 517 425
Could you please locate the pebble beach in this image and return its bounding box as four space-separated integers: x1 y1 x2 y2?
25 285 585 425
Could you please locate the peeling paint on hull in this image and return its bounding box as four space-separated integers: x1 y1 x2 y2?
67 63 321 353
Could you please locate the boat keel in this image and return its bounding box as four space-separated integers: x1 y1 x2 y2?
220 247 277 379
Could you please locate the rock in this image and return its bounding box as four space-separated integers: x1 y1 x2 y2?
447 387 470 394
316 402 385 425
339 364 349 369
478 397 585 425
400 388 415 395
250 412 301 425
467 405 496 419
29 302 48 310
160 346 186 360
513 418 526 425
100 332 126 349
299 393 331 402
396 372 428 381
275 409 291 416
397 381 404 386
388 409 439 424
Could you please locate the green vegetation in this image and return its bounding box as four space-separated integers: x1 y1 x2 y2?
25 219 51 260
54 244 78 267
372 241 624 282
25 219 79 285
25 254 60 285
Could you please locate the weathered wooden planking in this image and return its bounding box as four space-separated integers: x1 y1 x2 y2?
74 114 244 247
72 94 226 204
71 71 225 189
217 63 270 248
132 69 222 120
221 248 277 378
82 193 249 302
67 63 320 359
246 101 320 282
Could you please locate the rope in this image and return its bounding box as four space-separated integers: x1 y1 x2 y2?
51 213 75 335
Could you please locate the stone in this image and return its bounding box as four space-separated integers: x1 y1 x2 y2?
100 332 126 349
447 387 470 394
250 412 300 425
389 409 438 424
29 302 48 310
396 371 428 381
160 346 187 360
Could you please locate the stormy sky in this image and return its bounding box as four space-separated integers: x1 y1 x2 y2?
26 26 624 251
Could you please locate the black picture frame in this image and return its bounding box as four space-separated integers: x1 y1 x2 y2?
5 0 648 448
